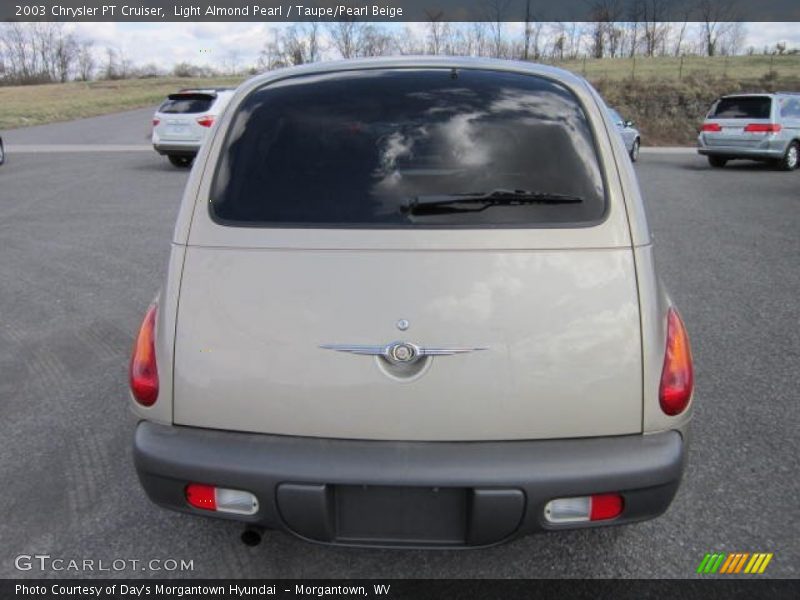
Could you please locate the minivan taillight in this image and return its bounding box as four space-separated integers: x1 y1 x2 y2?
701 123 721 132
659 308 693 416
196 115 215 128
152 118 160 127
130 304 159 406
744 123 781 133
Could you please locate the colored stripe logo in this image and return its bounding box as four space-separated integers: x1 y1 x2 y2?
697 552 773 574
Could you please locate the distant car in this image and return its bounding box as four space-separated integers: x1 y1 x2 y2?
152 88 235 168
0 135 5 166
608 108 641 162
130 58 694 549
697 92 800 171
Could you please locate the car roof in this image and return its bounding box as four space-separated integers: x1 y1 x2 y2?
176 87 236 93
242 56 589 94
719 93 775 98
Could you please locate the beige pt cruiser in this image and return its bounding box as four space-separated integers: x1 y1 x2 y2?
130 57 694 548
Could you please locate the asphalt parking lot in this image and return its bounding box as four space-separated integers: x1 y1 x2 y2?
0 110 798 578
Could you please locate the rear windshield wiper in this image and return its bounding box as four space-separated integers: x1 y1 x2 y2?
401 188 584 214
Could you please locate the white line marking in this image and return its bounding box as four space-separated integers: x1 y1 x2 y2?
640 147 696 155
6 144 152 153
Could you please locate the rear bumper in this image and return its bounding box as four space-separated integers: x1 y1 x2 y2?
153 143 199 157
697 138 786 160
134 422 686 548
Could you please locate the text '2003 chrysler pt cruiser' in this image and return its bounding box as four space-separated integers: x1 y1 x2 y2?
130 57 694 548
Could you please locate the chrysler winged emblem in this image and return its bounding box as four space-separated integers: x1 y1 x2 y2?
320 341 487 366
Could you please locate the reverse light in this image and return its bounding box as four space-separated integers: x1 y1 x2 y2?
129 303 159 406
744 123 781 133
196 115 215 128
701 123 722 132
185 484 259 515
659 308 694 416
544 493 624 523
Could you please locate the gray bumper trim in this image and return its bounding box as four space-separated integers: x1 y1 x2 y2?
153 144 199 156
134 422 685 547
697 146 784 159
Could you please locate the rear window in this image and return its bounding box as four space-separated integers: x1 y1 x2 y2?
711 97 772 119
210 68 606 228
158 93 215 114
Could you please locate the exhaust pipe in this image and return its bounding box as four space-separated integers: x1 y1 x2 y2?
241 526 265 547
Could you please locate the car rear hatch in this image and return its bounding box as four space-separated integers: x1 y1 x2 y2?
155 92 216 141
702 95 773 148
172 67 643 441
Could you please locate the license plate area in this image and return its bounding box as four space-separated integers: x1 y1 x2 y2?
335 485 467 545
276 483 525 547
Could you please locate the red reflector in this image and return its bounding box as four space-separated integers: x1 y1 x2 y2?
659 308 694 416
701 123 721 132
590 493 624 521
152 118 160 127
129 304 159 406
744 123 781 133
185 484 216 511
196 115 214 128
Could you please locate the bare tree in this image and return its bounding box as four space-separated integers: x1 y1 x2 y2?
326 19 365 59
481 0 512 58
326 19 393 59
425 10 446 55
520 1 544 60
394 25 425 55
258 23 324 70
588 0 624 58
0 22 87 84
76 39 95 81
696 0 739 57
360 25 395 57
54 33 78 82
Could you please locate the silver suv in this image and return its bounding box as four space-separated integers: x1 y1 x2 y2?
131 58 693 548
698 92 800 170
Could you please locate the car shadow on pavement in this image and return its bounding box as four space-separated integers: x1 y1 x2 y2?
682 160 786 172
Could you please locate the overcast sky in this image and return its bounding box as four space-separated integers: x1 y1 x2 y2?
65 22 800 70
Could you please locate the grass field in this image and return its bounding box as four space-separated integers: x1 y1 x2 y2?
552 53 800 82
1 55 799 142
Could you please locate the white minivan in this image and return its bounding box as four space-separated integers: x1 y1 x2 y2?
131 58 694 548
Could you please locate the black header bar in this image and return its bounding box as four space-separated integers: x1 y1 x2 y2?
2 0 800 22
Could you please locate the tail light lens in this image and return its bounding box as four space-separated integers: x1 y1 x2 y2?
152 118 160 127
129 304 159 406
196 115 215 128
744 123 781 133
185 483 259 515
659 308 693 416
701 123 721 132
544 493 624 523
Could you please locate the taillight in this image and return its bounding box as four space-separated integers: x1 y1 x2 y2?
152 118 160 127
185 483 259 515
129 304 159 406
744 123 781 133
659 308 693 416
196 115 214 128
701 123 721 132
185 484 216 511
544 493 624 523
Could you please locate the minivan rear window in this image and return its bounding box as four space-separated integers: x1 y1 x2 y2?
158 93 215 114
711 96 772 119
210 69 606 227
